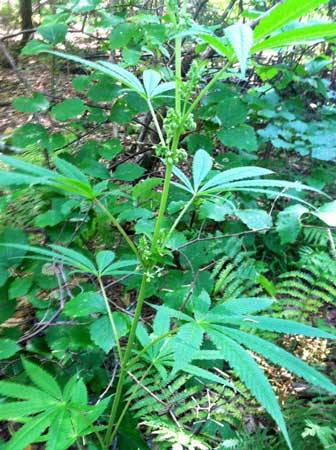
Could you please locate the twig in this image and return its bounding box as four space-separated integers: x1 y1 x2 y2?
97 362 120 404
327 228 336 259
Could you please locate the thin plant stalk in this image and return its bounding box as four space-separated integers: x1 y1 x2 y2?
104 274 148 446
95 199 141 261
98 277 123 362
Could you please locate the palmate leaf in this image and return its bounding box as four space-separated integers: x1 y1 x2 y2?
221 327 336 394
22 358 62 399
210 315 335 339
3 243 97 275
200 166 274 192
173 322 204 372
208 329 292 449
0 400 49 420
0 381 55 403
210 297 274 315
225 23 253 78
0 155 95 199
192 149 213 191
252 23 336 53
253 0 330 43
45 409 75 450
5 409 57 450
47 50 145 96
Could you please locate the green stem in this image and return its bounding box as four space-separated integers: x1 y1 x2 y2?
104 274 148 446
108 364 153 444
151 161 173 250
148 100 166 147
98 277 123 362
185 61 232 118
162 195 196 247
95 199 140 261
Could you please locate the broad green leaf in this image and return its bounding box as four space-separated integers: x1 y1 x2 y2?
5 409 56 450
276 204 308 244
21 39 50 55
253 0 329 43
51 98 86 121
109 23 135 49
11 123 48 148
252 23 336 53
192 149 213 191
122 47 141 65
38 23 68 44
211 297 273 316
90 314 128 353
217 124 257 151
236 209 273 230
22 358 62 399
173 322 204 372
87 81 120 102
225 23 253 77
209 330 291 449
99 138 123 160
222 328 336 394
35 210 63 228
216 97 247 127
198 199 233 221
314 200 336 226
63 291 106 317
0 339 20 360
12 92 49 113
47 51 145 95
72 75 91 92
114 163 145 181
